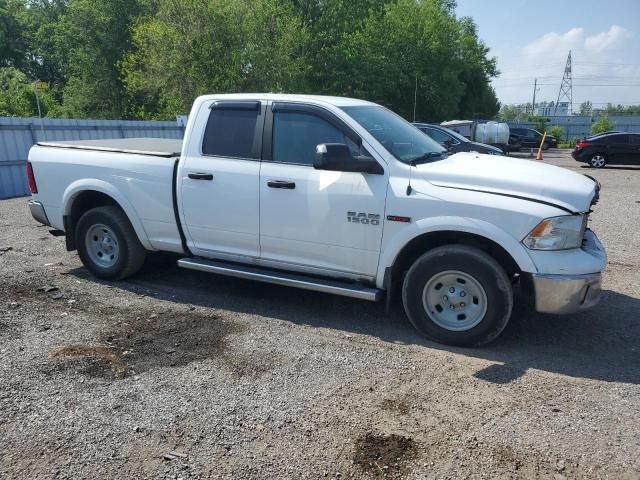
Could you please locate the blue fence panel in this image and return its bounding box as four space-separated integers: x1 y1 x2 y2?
0 117 184 199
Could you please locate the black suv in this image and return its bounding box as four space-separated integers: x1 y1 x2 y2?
510 128 557 149
413 123 504 155
572 132 640 168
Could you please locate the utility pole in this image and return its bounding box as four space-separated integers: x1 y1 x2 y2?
531 78 537 116
33 81 47 140
413 75 418 122
555 50 573 115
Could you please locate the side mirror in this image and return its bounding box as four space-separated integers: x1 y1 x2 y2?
313 143 383 175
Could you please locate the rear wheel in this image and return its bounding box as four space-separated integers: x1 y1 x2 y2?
402 245 513 347
590 153 607 168
76 206 146 280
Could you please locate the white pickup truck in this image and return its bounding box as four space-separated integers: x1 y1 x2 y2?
27 94 607 346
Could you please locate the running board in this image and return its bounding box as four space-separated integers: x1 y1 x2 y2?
177 257 382 302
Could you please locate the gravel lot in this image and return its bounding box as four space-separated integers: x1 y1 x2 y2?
1 150 639 479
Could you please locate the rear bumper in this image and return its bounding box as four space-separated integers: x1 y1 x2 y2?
529 272 602 314
28 200 50 226
572 150 587 162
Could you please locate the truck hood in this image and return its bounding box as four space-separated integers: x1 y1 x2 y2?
416 152 597 213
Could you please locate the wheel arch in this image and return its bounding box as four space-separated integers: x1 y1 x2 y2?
390 230 521 281
62 180 152 251
378 217 536 292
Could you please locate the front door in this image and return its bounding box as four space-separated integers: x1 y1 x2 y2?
608 134 631 164
180 100 265 259
259 103 388 279
423 127 460 152
629 134 640 163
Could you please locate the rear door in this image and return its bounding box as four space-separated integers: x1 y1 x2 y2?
258 102 388 279
179 100 265 259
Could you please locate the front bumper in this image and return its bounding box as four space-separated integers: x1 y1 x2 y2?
530 272 602 314
527 229 606 314
28 200 50 226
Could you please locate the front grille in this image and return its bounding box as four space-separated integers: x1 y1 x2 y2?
581 215 589 246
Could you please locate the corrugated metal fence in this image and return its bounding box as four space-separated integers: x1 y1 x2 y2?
0 117 184 199
3 114 640 199
508 115 640 141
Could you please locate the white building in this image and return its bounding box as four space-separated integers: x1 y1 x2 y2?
535 102 569 117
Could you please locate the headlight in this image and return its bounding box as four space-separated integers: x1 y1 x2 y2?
523 215 586 250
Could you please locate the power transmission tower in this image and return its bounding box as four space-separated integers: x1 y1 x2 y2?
555 50 572 115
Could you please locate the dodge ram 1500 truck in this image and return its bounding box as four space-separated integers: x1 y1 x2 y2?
26 94 607 346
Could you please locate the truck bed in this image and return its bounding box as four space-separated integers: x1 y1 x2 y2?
37 138 183 158
29 137 185 254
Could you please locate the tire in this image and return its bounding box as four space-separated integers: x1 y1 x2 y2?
402 245 513 347
542 142 550 151
589 153 607 168
75 206 146 280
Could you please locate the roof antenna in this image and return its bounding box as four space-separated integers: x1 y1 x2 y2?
406 160 414 195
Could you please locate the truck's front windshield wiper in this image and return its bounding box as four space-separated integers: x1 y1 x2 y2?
409 151 448 165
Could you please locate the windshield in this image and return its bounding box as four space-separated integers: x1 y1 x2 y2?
341 106 446 164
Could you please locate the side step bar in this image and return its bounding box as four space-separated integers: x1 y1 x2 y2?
177 257 383 302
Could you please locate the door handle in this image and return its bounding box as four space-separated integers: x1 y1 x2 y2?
267 180 296 189
188 172 214 180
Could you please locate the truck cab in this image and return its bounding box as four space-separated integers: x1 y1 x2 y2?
27 94 607 346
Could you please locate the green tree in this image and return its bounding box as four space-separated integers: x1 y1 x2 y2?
530 116 548 133
288 0 386 95
0 0 504 121
45 0 147 118
123 0 309 119
591 115 616 135
17 0 69 86
0 67 61 116
335 0 469 121
455 17 499 119
548 125 564 141
579 100 592 116
0 0 27 69
498 104 528 121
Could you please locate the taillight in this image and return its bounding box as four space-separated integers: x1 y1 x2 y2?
576 141 592 149
27 161 38 194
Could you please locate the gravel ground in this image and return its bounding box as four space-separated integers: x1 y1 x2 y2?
1 150 639 479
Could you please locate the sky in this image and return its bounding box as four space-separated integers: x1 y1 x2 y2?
455 0 640 110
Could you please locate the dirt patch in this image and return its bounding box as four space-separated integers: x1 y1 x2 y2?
3 274 271 380
221 351 278 378
46 307 248 379
353 432 417 479
494 445 524 471
380 398 410 416
50 344 128 379
95 307 247 376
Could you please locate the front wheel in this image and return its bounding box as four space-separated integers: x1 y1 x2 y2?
402 245 513 347
76 206 146 280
